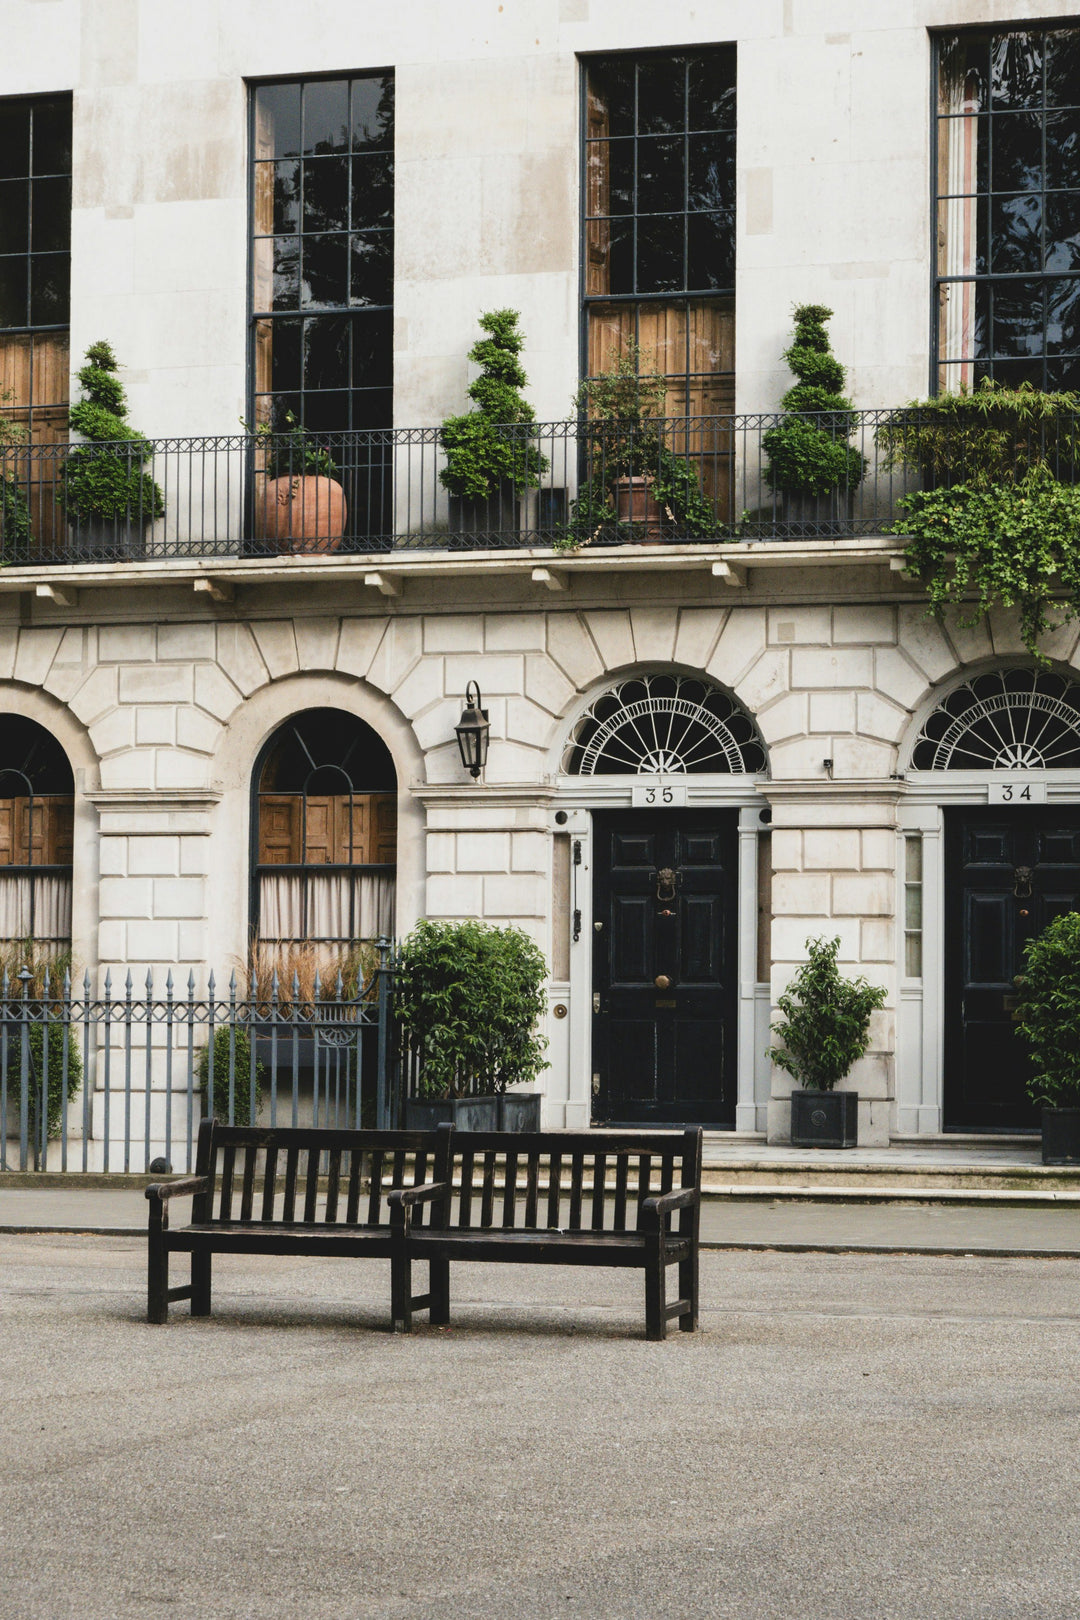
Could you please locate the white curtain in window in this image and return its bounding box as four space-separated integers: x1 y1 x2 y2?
259 871 395 943
939 71 980 388
0 873 70 944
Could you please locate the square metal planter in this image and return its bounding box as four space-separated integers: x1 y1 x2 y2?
790 1089 858 1149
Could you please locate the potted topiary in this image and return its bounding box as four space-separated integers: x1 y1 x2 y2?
59 341 164 559
1013 912 1080 1164
762 304 866 536
440 309 548 540
0 389 33 561
395 919 548 1130
560 345 716 549
768 936 887 1148
252 410 346 552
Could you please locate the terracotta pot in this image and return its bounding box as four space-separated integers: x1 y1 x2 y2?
255 475 347 552
613 475 664 540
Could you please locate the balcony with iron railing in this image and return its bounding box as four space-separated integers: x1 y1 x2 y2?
1 407 1079 569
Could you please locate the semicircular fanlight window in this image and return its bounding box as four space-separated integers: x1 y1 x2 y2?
911 667 1080 770
562 673 767 776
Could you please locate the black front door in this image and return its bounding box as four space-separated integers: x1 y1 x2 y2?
944 807 1080 1130
592 810 737 1126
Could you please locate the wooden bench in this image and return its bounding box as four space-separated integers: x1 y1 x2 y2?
146 1120 453 1326
389 1128 702 1341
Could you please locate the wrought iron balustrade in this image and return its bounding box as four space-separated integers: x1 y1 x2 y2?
2 408 1079 564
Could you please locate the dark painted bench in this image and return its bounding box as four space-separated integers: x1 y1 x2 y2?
146 1120 453 1325
389 1128 702 1341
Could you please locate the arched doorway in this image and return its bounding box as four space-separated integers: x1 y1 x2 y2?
562 673 766 1127
909 667 1080 1130
252 708 396 978
0 717 74 957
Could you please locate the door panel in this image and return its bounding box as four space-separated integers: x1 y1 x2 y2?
945 807 1080 1130
592 809 737 1126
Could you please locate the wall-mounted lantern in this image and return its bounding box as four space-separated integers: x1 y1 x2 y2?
455 681 490 779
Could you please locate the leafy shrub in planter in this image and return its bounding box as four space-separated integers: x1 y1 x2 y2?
1014 912 1080 1107
251 409 338 481
875 379 1080 492
440 310 547 500
0 390 31 558
197 1025 265 1123
394 919 548 1099
762 305 866 497
559 346 716 549
59 341 164 527
767 936 886 1091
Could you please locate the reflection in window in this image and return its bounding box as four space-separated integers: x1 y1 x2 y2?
904 836 923 980
250 75 394 535
0 717 73 950
253 709 396 968
582 48 736 521
935 27 1080 391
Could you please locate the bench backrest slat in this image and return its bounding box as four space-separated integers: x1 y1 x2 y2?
459 1148 475 1227
501 1150 518 1228
524 1151 540 1228
282 1144 298 1222
239 1145 256 1223
568 1151 584 1230
613 1152 629 1229
325 1148 342 1222
219 1143 236 1221
545 1151 562 1230
261 1144 279 1221
480 1150 496 1228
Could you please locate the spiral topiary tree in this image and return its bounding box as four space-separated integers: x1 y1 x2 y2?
440 309 547 504
60 340 164 552
763 304 865 503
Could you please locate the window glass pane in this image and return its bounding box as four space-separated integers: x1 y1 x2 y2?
687 211 733 290
589 60 634 138
303 79 349 156
351 387 393 429
271 161 300 233
993 279 1045 355
350 153 394 230
31 98 71 174
302 315 350 391
272 236 300 310
255 83 301 160
688 51 736 130
637 136 683 213
1045 195 1080 273
587 140 633 217
351 312 393 389
688 133 734 211
268 316 301 392
989 193 1042 271
906 836 923 883
991 32 1043 109
351 76 394 151
302 234 348 307
990 112 1042 192
1046 114 1080 191
349 232 393 307
586 218 632 296
1046 31 1080 107
636 56 686 134
302 388 350 430
1047 277 1080 353
0 181 28 253
29 253 68 325
938 31 989 115
991 356 1045 387
302 156 348 233
0 257 27 326
937 114 988 198
637 215 684 293
0 105 29 181
937 199 987 279
1045 356 1080 389
29 176 69 253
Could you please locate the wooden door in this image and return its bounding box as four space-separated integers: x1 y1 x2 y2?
592 810 737 1126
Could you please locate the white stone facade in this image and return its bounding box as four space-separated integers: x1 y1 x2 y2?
2 0 1076 1150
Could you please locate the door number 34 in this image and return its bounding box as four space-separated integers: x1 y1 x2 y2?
988 779 1046 804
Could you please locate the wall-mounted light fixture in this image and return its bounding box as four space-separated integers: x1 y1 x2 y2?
823 758 834 779
455 681 490 779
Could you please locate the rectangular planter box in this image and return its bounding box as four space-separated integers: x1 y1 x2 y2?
1041 1106 1080 1165
790 1089 858 1149
498 1092 541 1131
403 1092 541 1132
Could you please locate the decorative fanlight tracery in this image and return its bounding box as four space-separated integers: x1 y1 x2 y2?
562 674 766 776
911 667 1080 771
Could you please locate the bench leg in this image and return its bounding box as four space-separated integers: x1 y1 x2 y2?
645 1244 667 1342
679 1246 699 1333
391 1249 413 1334
191 1251 212 1317
429 1258 450 1326
148 1230 169 1325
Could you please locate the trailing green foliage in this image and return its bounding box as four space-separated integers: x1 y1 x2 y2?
767 936 887 1092
0 387 31 557
251 409 338 481
440 310 547 499
876 379 1080 491
1014 912 1080 1107
762 305 866 496
894 468 1080 661
558 346 716 549
394 919 548 1098
60 341 165 525
197 1024 265 1124
6 1018 83 1142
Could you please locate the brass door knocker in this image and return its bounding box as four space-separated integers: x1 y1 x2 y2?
656 867 677 902
1013 865 1034 899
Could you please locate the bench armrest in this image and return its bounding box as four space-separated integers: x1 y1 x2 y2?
145 1176 208 1203
388 1181 450 1232
641 1186 700 1227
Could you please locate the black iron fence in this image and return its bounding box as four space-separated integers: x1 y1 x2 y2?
0 949 394 1175
4 405 1075 563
